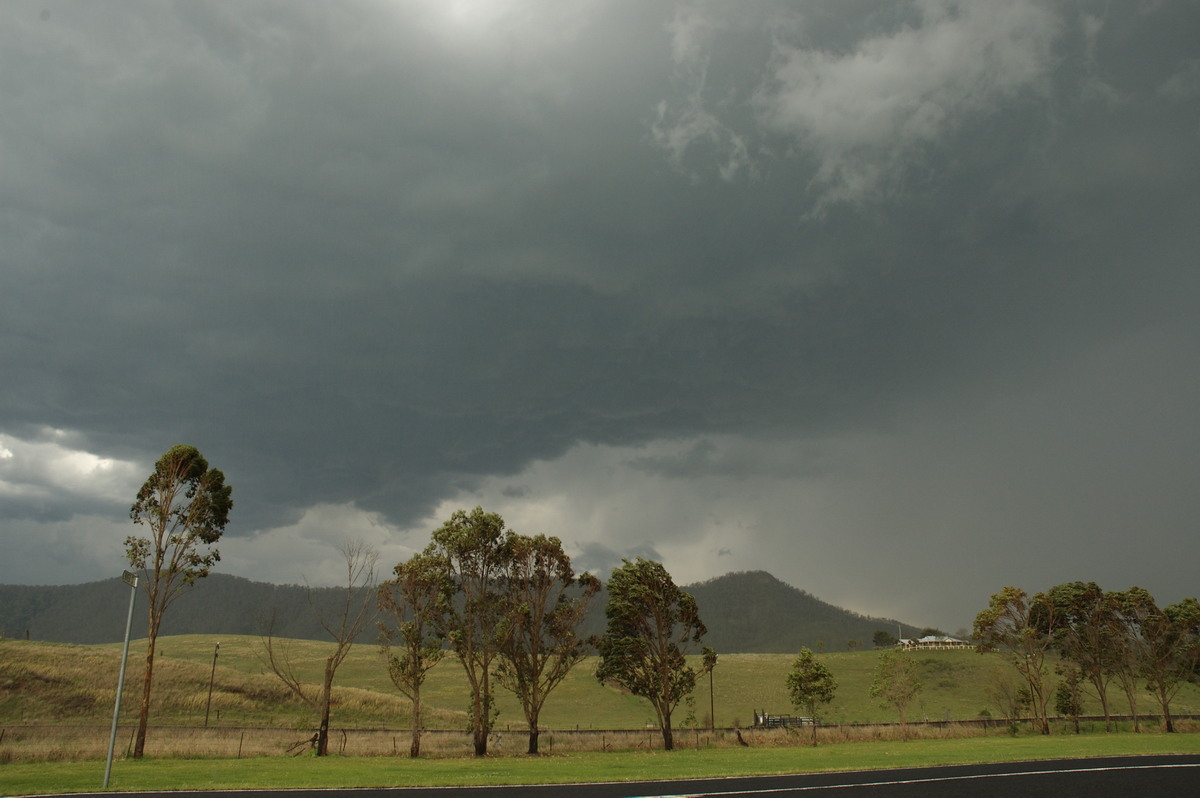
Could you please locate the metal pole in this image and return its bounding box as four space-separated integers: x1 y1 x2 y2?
204 642 220 726
709 667 715 731
104 571 138 789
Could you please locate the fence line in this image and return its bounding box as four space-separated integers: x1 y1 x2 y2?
4 715 1198 762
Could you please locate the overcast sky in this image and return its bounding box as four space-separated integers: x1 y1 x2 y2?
3 0 1198 633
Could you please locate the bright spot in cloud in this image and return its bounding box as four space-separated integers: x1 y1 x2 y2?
0 429 142 509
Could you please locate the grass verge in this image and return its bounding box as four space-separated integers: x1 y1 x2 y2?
3 732 1199 795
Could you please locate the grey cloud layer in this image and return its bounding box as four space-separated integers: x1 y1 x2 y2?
2 1 1198 625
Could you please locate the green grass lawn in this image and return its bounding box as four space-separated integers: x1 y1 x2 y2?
4 732 1200 795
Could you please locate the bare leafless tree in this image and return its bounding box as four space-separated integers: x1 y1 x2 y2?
261 540 377 756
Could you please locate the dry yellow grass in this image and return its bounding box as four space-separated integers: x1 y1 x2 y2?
5 636 1200 764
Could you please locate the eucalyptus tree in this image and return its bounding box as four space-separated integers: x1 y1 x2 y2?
126 444 232 758
786 647 837 746
496 533 601 754
973 586 1059 734
595 557 708 751
426 506 516 757
1047 581 1119 731
1108 587 1148 731
1118 587 1200 733
378 551 451 758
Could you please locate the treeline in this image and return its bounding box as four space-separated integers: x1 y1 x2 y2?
370 513 920 758
374 508 601 758
771 582 1200 747
374 511 797 756
974 582 1200 734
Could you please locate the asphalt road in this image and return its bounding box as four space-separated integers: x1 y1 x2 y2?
44 755 1200 798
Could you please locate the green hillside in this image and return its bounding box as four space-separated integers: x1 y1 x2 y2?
6 635 1198 733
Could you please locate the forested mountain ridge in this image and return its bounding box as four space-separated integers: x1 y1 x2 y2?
0 570 921 652
0 574 362 645
685 571 922 653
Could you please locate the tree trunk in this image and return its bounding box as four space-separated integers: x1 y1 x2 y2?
316 658 334 756
472 689 488 757
1097 687 1111 732
1158 689 1175 733
1122 684 1141 732
1034 688 1050 735
661 713 674 751
409 691 422 758
132 636 157 758
525 701 542 755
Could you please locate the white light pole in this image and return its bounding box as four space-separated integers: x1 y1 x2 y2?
104 570 138 789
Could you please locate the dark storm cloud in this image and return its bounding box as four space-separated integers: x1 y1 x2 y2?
2 1 1199 627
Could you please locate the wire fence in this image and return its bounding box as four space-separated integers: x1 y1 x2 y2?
4 715 1198 762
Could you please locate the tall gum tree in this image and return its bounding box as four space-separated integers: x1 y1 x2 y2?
426 507 515 757
377 551 451 758
496 533 601 755
1047 581 1119 731
1109 587 1149 731
126 444 232 758
973 586 1059 735
1119 587 1200 733
595 557 707 751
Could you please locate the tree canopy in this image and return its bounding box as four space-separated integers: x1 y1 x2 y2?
595 557 708 751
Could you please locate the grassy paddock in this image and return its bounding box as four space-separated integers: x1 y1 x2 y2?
3 731 1199 795
6 637 1200 732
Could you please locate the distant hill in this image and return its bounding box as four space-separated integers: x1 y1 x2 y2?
685 571 922 653
0 570 921 653
0 573 368 645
